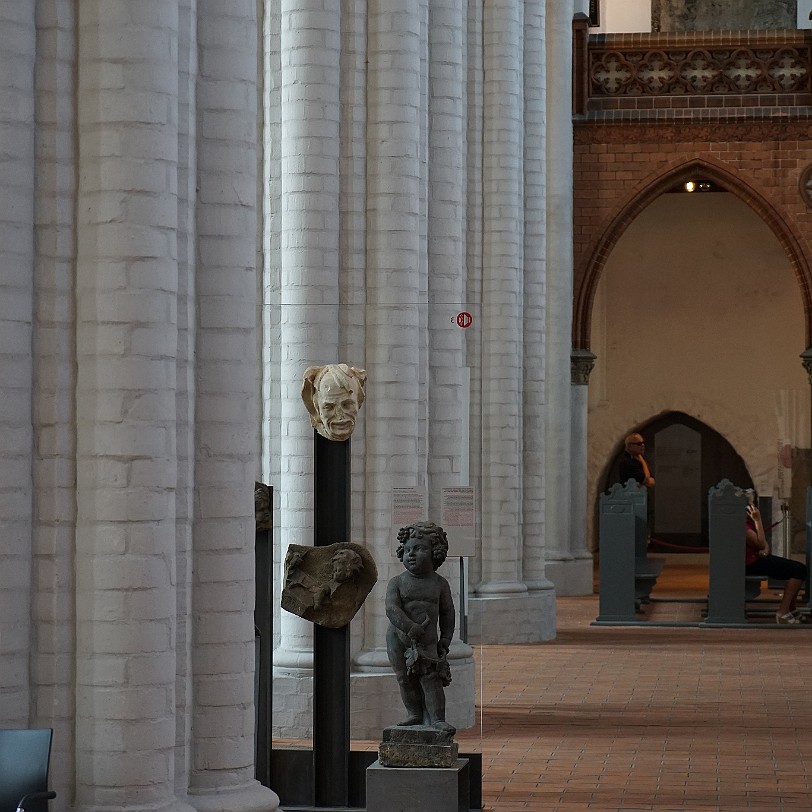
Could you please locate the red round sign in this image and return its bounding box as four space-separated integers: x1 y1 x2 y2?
456 311 473 329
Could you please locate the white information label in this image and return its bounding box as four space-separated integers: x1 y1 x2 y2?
392 488 425 526
441 487 476 557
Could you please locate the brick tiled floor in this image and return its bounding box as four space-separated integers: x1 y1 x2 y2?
278 565 812 810
454 565 812 811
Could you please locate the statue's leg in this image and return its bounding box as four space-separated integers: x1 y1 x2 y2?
420 673 456 734
386 629 423 725
394 675 425 726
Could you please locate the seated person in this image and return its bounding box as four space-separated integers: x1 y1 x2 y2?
745 501 807 624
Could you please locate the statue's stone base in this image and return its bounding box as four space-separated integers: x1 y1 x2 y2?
366 758 470 812
378 725 457 768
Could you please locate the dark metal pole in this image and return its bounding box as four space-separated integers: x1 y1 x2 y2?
313 433 351 807
254 519 273 788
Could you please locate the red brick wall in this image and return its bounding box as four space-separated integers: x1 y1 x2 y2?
572 30 812 349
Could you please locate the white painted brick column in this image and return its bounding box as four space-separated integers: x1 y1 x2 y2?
260 4 282 497
270 0 343 741
190 2 278 810
173 0 197 792
32 0 78 795
426 0 476 732
74 3 194 810
273 0 341 685
476 0 526 596
544 0 592 596
467 0 556 644
0 0 35 730
354 0 422 685
521 0 553 594
337 4 369 554
428 0 466 516
463 0 484 591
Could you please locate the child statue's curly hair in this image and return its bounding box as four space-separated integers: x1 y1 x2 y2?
395 521 449 570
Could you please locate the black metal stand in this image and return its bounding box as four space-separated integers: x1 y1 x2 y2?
270 437 484 810
313 433 351 807
254 490 273 788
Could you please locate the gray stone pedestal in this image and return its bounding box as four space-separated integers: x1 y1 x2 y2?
378 725 457 767
366 758 470 812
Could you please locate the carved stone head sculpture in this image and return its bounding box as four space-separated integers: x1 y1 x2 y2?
254 481 272 531
301 363 367 442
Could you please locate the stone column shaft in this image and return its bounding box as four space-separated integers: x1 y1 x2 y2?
191 1 277 809
571 350 596 574
74 2 192 809
273 0 341 680
522 0 550 591
544 0 592 595
173 0 197 793
0 0 36 730
357 0 423 669
32 0 78 795
428 0 466 511
478 0 525 594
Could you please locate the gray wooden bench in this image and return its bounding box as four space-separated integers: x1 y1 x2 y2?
595 481 664 624
623 479 664 607
636 556 665 605
703 480 789 625
745 573 769 601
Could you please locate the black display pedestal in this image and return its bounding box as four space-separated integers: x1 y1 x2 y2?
313 433 351 807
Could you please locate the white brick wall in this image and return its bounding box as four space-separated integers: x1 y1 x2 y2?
543 0 592 597
478 0 525 591
74 1 186 808
522 0 550 591
0 0 36 730
191 2 277 808
11 0 570 785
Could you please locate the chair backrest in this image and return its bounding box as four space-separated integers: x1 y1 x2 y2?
0 728 54 812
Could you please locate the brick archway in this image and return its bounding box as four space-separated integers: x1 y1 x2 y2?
573 156 812 350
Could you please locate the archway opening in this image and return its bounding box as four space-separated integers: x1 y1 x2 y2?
585 176 809 555
603 412 753 550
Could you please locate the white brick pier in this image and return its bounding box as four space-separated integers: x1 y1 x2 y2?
2 0 586 793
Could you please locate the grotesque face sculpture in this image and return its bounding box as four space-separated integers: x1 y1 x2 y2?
301 364 367 442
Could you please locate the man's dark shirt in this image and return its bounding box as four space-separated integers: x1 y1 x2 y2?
618 452 645 486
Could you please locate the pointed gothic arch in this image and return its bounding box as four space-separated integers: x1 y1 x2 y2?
601 411 754 550
573 158 812 349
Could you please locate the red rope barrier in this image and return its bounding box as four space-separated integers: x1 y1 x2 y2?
648 518 785 554
648 537 708 553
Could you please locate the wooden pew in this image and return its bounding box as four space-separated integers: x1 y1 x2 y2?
595 480 664 624
703 479 761 626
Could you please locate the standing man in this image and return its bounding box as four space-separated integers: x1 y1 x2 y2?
619 433 655 489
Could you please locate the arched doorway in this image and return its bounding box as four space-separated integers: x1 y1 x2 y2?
603 412 753 550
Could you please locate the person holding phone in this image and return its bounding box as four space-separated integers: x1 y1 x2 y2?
745 497 807 624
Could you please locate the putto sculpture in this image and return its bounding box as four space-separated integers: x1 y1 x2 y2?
385 521 455 733
301 363 367 442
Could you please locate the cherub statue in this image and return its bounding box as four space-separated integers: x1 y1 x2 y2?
385 521 455 733
301 363 367 442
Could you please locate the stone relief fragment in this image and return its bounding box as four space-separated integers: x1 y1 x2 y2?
254 481 272 531
281 542 377 628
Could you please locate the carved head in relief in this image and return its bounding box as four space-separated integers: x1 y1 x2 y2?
301 363 367 442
